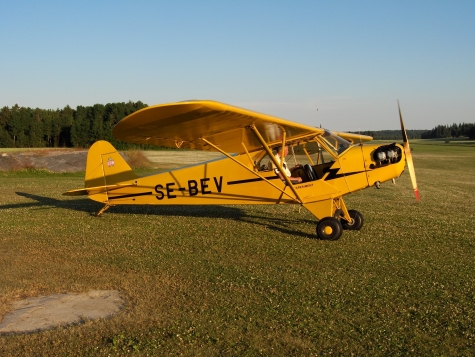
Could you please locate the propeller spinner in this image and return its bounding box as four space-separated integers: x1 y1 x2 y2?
398 101 420 201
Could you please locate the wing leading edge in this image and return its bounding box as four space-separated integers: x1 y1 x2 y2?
113 100 372 154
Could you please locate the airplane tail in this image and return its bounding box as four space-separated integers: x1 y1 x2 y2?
63 140 137 200
85 140 137 187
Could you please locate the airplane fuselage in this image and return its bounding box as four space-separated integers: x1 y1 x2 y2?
85 142 406 221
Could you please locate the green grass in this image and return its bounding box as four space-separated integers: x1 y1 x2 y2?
1 146 475 356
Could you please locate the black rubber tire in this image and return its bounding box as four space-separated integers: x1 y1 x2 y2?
316 217 343 240
341 210 364 230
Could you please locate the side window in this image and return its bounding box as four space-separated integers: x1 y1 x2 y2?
293 142 334 166
253 142 336 171
256 152 275 171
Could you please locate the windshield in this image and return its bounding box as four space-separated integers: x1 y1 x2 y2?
321 130 352 155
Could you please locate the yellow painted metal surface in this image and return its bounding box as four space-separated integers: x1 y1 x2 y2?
84 141 137 187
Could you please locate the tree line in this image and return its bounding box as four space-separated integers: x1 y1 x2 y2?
1 102 474 148
0 101 147 149
351 123 475 140
351 129 429 140
419 123 475 139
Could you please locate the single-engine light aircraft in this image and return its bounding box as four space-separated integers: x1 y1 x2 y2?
64 100 419 240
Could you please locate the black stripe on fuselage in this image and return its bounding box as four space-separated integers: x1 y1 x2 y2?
324 169 366 181
227 176 280 185
108 191 153 200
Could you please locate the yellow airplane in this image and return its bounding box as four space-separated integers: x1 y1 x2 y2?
64 100 419 240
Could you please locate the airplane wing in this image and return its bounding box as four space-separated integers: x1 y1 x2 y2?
333 131 373 144
113 100 372 154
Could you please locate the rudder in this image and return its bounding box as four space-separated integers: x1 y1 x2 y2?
85 140 137 189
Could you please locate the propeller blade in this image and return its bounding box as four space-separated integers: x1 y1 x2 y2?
398 101 420 201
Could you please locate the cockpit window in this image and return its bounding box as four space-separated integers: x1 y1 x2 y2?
321 130 352 155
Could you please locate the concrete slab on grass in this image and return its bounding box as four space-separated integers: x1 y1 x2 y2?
0 290 123 334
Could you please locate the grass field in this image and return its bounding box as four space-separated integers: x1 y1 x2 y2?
1 143 474 356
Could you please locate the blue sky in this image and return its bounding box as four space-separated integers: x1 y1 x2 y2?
1 1 473 131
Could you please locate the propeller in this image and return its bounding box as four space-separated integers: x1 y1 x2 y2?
398 100 420 201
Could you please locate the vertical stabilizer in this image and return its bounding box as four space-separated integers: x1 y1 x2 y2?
85 140 137 189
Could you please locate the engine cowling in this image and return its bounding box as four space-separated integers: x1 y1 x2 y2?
372 143 402 167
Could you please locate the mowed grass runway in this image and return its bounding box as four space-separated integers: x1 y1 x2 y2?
1 144 474 356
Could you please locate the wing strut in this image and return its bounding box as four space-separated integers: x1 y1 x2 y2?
249 125 304 204
302 147 315 165
199 137 300 203
290 145 298 167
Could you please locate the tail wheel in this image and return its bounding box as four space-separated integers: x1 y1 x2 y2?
316 217 343 240
341 210 364 230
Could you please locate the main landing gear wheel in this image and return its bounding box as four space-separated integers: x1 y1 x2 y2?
341 210 364 230
316 217 343 240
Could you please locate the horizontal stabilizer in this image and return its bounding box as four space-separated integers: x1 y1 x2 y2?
63 183 136 196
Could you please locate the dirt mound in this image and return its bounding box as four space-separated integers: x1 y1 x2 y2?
0 150 88 173
0 149 222 173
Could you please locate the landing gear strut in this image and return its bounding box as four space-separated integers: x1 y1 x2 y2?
341 210 364 230
305 199 363 240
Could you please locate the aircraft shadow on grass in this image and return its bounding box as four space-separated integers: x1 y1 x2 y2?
7 192 317 240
